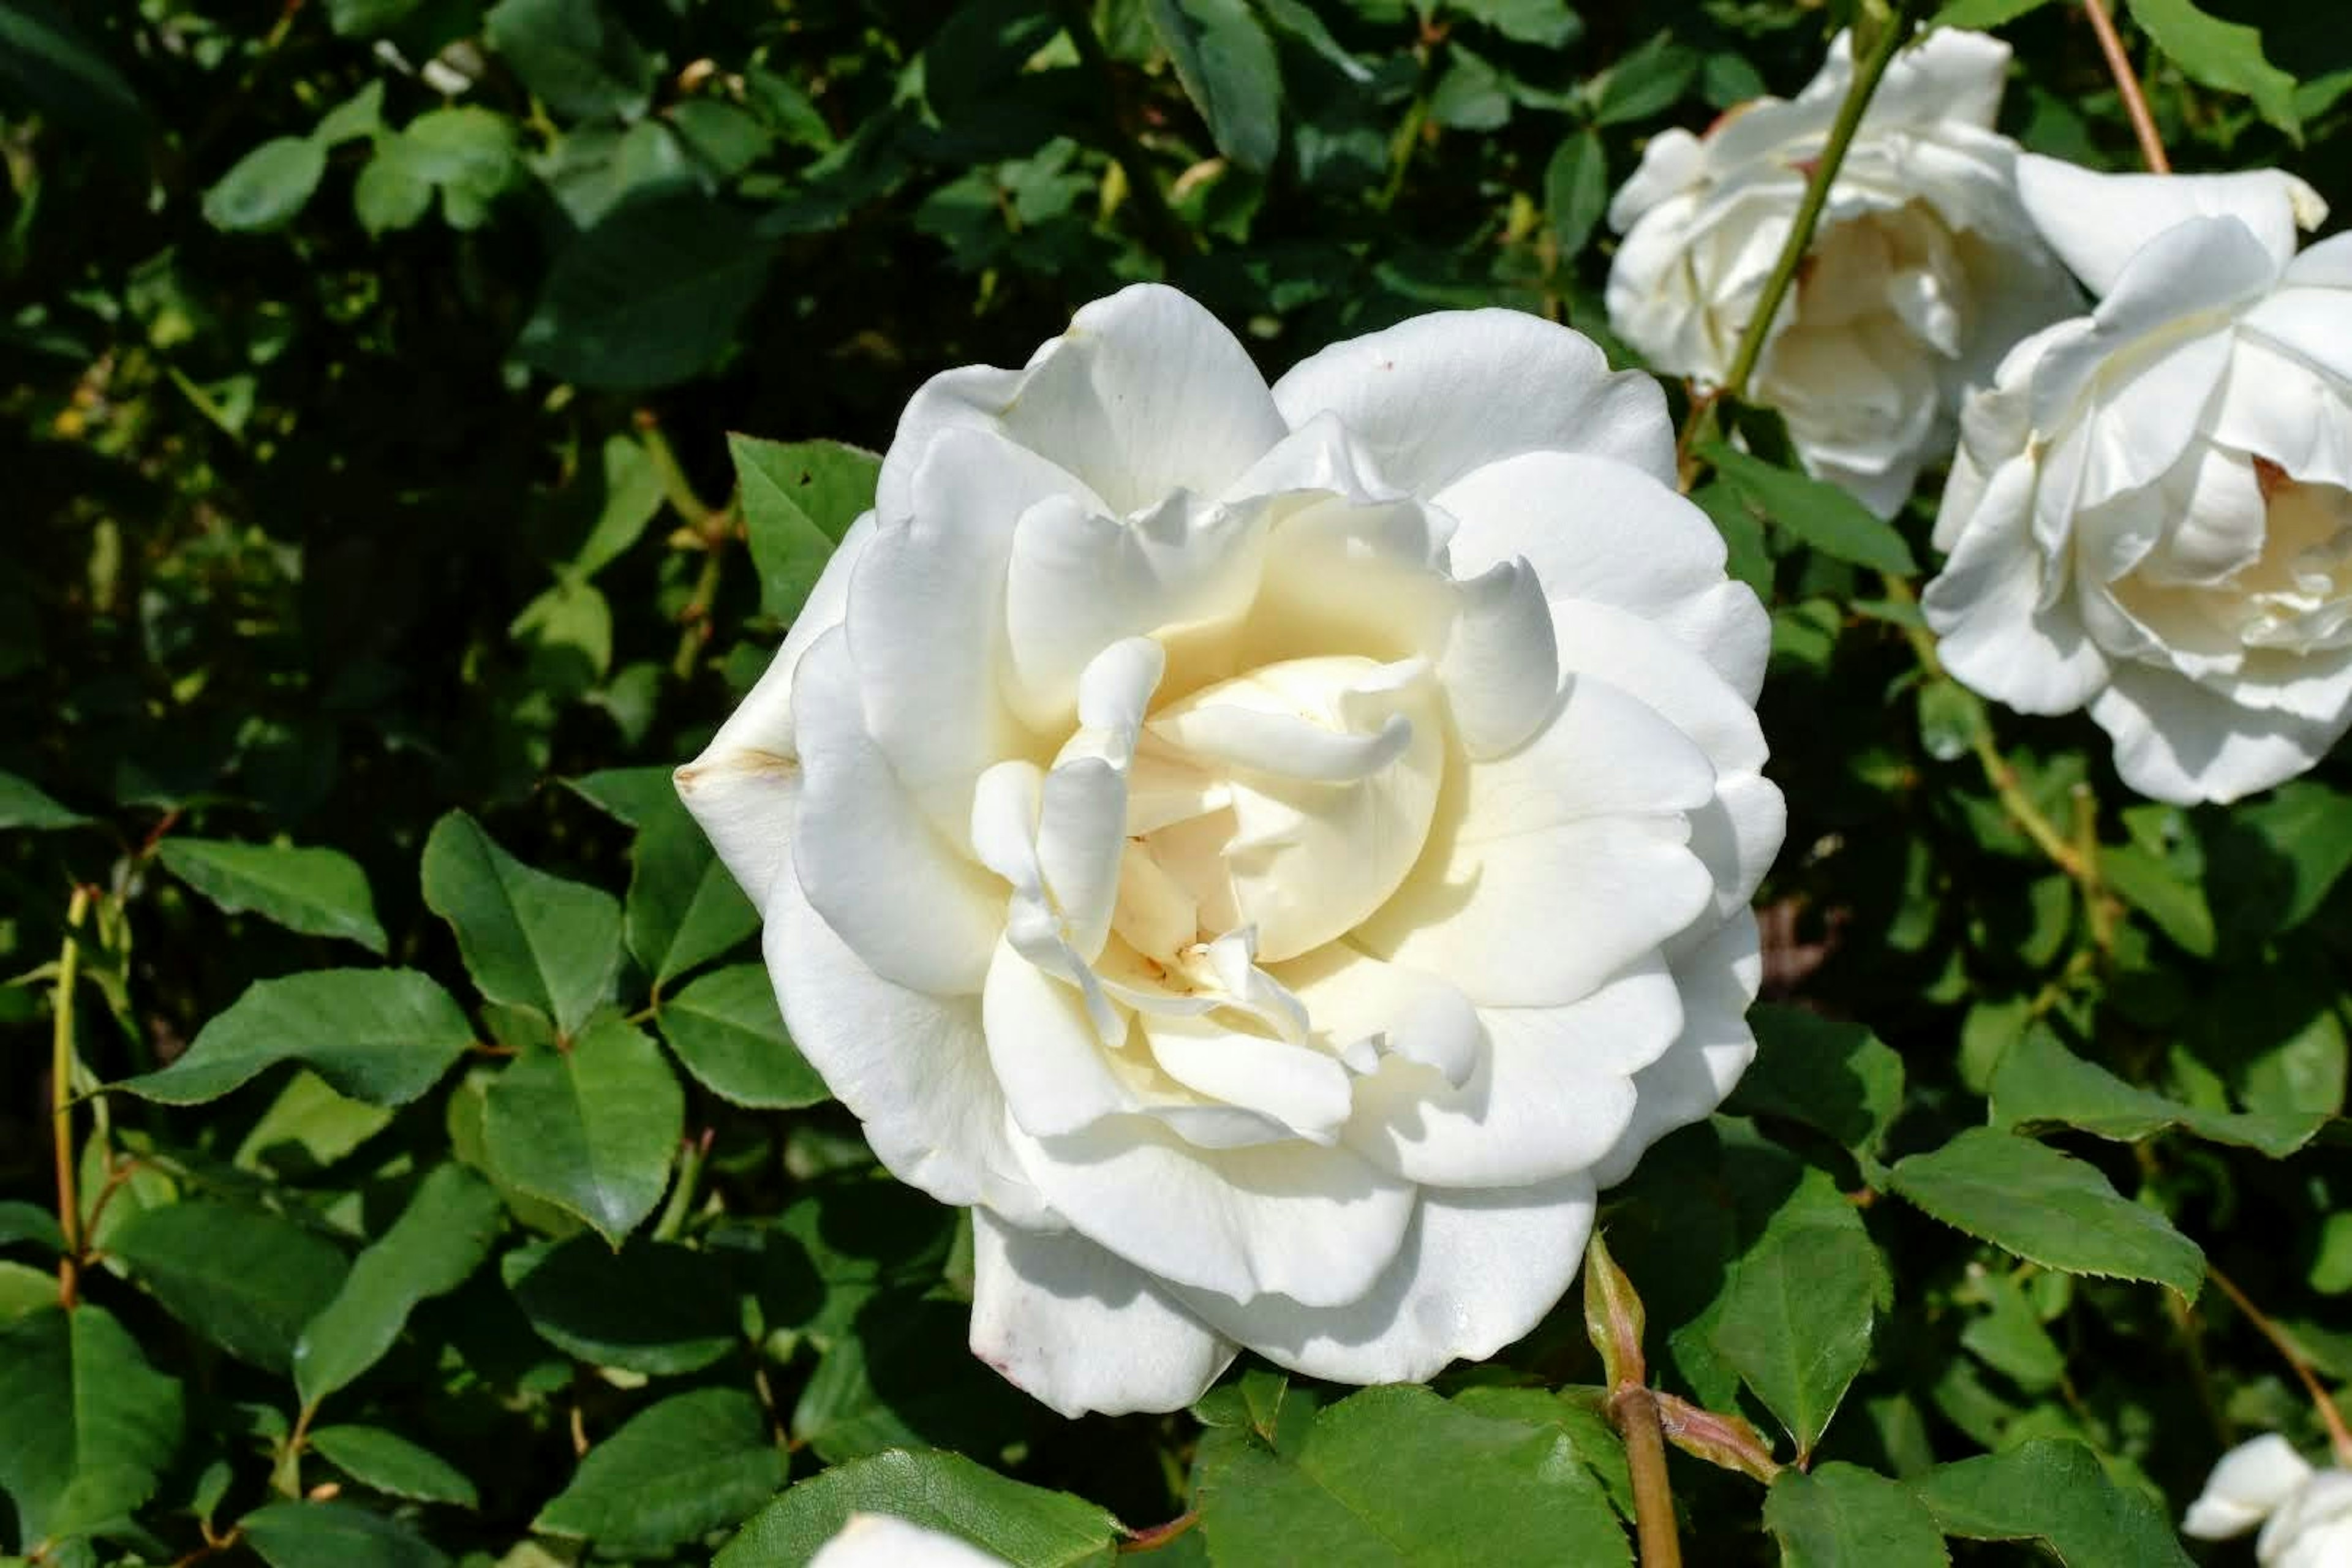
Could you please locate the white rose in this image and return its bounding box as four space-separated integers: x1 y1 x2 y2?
807 1513 1006 1567
1605 29 2077 515
677 285 1784 1417
1921 156 2346 805
2184 1434 2352 1567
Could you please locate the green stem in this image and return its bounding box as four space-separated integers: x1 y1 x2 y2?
652 1131 709 1242
1614 1385 1683 1568
1879 576 2087 883
52 886 91 1310
1376 36 1442 214
1719 0 1928 403
1055 0 1194 265
637 414 718 532
671 547 725 681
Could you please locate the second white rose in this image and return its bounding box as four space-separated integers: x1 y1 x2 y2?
1606 29 2077 515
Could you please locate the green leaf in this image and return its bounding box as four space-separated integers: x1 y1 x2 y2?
313 80 384 148
1727 1006 1905 1160
0 769 90 829
1589 31 1700 126
421 810 622 1039
2201 780 2352 942
565 765 679 827
358 107 521 233
791 1292 1031 1464
627 798 757 986
716 1449 1120 1568
0 1305 184 1545
0 1201 64 1256
203 137 326 233
501 1234 739 1374
1958 1268 2065 1392
294 1164 504 1408
1543 129 1608 261
2124 0 2300 140
241 1499 450 1568
108 1200 349 1374
1698 442 1918 575
353 144 433 235
571 434 666 579
235 1069 395 1176
1258 0 1371 80
518 193 777 391
1931 0 2057 24
1148 0 1283 172
483 0 652 120
1915 1438 2192 1566
536 1388 785 1553
309 1426 478 1507
731 435 878 623
482 1013 682 1243
658 963 828 1110
1764 1463 1948 1568
0 0 150 152
159 839 387 953
1887 1127 2204 1299
117 969 472 1107
1989 1025 2328 1158
1450 0 1580 47
1713 1218 1884 1461
325 0 420 36
0 1259 55 1324
1195 1385 1629 1565
2099 843 2215 957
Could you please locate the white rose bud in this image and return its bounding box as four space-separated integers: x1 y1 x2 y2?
2184 1434 2352 1568
1922 156 2345 805
808 1513 1006 1567
678 285 1784 1417
1606 29 2078 515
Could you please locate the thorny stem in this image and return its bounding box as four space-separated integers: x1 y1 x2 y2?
1613 1385 1684 1568
1717 0 1929 404
274 1401 318 1498
2207 1264 2352 1468
52 885 91 1310
2082 0 2171 173
1055 0 1196 265
1878 578 2104 904
1118 1511 1201 1553
1378 22 1446 214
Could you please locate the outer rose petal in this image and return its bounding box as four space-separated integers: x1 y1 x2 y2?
809 1514 1009 1568
1270 309 1676 495
2263 1471 2352 1568
1172 1170 1596 1385
674 511 877 909
1591 913 1764 1188
1923 450 2111 716
2184 1434 2315 1540
1004 1114 1415 1310
2016 154 2326 298
876 284 1287 521
969 1212 1235 1419
2090 662 2352 806
771 865 1052 1227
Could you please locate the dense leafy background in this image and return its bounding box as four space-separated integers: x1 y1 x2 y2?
5 0 2351 1562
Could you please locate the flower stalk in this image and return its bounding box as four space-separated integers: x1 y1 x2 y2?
2081 0 2170 173
1717 0 1930 404
51 884 91 1310
2208 1264 2352 1468
1585 1232 1680 1567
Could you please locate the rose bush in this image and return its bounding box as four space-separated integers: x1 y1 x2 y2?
1921 157 2351 804
1605 28 2078 515
678 285 1784 1416
2185 1436 2352 1567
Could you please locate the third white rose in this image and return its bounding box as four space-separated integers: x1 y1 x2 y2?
1606 29 2076 515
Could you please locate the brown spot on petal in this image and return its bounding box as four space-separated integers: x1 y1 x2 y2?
2254 455 2293 503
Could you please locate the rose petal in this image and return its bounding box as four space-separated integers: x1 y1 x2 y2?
1006 1114 1415 1308
2184 1434 2315 1540
1173 1171 1595 1385
2016 155 2324 298
1591 913 1763 1188
968 1210 1235 1419
772 864 1050 1225
1272 309 1676 495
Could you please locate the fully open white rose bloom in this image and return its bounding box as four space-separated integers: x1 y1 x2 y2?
1606 29 2076 516
2185 1434 2352 1567
808 1513 1006 1568
1921 156 2349 805
676 285 1784 1417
